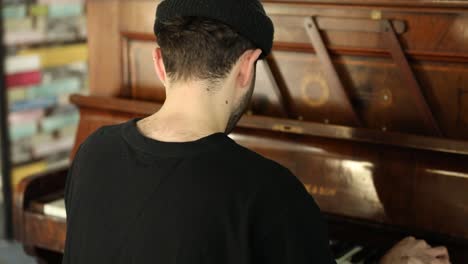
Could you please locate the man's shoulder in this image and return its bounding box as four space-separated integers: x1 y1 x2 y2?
229 142 300 187
74 121 127 157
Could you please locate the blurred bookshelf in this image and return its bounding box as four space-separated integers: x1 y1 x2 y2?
2 0 88 211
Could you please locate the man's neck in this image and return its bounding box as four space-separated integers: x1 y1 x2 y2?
136 84 231 142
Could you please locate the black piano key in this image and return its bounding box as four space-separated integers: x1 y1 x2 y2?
331 242 356 259
363 247 387 264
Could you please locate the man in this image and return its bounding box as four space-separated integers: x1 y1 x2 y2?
63 0 451 263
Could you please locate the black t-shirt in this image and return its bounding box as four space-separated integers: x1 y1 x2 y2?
63 118 335 264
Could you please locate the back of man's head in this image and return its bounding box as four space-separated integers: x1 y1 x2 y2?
156 17 256 84
153 0 274 84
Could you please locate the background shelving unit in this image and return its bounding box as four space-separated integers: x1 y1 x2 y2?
2 0 88 236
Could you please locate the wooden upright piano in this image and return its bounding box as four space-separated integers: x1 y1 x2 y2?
13 0 468 263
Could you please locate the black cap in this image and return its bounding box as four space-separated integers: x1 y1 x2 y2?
154 0 274 59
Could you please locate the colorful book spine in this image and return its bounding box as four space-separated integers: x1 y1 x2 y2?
8 87 28 102
29 4 48 17
67 61 88 73
11 161 48 186
26 77 81 98
32 137 74 158
11 139 33 165
48 3 83 18
38 0 83 4
58 94 71 105
8 109 45 125
4 31 46 46
2 5 26 19
18 44 88 68
42 62 88 82
40 111 79 133
5 55 41 74
9 121 39 141
30 132 55 146
11 149 32 165
4 17 33 32
47 16 87 41
10 97 57 112
58 124 78 138
6 70 42 88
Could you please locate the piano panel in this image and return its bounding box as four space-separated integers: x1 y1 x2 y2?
229 130 468 239
271 51 468 138
265 0 468 7
114 1 468 140
270 11 468 55
127 40 165 102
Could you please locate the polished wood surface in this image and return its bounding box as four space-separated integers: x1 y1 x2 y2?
14 97 468 263
13 0 468 263
107 0 468 139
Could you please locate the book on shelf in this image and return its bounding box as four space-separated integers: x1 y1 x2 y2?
42 62 88 82
11 149 32 165
9 109 45 125
10 96 57 112
58 124 78 138
48 3 83 18
4 17 33 32
4 30 46 46
30 132 55 146
11 140 33 165
32 136 74 159
47 16 87 41
2 5 26 19
5 54 41 74
18 44 88 68
67 61 88 73
12 157 70 186
29 4 48 17
8 87 28 102
9 121 39 141
27 76 82 98
40 110 80 133
6 70 42 87
11 161 48 186
38 0 83 4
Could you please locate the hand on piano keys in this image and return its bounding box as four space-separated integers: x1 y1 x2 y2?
330 237 450 264
380 237 450 264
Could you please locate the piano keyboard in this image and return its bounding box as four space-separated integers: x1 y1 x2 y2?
43 198 387 262
43 198 66 219
330 240 387 264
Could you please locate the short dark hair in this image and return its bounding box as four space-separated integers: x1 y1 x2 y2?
156 16 256 84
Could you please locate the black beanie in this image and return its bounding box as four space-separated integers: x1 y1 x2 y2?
154 0 274 59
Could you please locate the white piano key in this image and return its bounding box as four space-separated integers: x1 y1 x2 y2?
43 198 66 219
336 246 363 264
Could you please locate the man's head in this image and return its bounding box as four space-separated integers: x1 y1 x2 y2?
152 0 273 134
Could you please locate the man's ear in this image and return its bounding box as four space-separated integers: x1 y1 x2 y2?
153 47 167 85
237 49 262 88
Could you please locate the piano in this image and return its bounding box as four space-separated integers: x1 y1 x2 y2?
13 0 468 263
